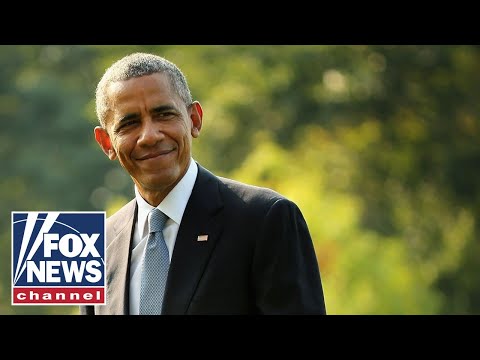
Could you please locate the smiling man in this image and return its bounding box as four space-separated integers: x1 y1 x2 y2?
80 52 326 315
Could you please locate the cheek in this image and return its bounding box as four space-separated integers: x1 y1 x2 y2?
112 134 131 153
181 133 192 151
181 123 193 143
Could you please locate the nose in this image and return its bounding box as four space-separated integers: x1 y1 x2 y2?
137 118 164 147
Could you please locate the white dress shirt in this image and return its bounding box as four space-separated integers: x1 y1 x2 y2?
129 159 198 315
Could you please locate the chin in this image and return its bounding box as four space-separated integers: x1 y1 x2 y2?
142 171 181 190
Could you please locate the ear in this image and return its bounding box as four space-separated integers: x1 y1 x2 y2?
190 101 203 138
94 126 117 160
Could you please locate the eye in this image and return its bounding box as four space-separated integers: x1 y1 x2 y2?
120 121 133 129
154 111 176 120
115 120 138 132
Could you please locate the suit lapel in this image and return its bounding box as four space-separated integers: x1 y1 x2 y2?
96 199 136 315
162 165 224 314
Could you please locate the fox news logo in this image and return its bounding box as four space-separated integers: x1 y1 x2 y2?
12 211 106 306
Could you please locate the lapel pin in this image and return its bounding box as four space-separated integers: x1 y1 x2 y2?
197 235 208 242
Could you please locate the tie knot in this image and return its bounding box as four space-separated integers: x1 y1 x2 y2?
149 208 168 233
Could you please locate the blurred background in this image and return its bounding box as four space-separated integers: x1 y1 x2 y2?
1 45 479 315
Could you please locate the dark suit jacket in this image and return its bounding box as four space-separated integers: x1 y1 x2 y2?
80 164 326 314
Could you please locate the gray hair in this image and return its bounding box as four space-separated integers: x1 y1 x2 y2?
95 52 193 128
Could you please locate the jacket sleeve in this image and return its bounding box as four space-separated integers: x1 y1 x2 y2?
252 198 327 314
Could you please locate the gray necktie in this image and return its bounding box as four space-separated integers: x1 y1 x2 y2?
139 208 170 315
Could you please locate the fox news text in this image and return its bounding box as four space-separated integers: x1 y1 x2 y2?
12 212 106 305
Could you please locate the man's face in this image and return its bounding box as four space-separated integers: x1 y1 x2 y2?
95 73 202 205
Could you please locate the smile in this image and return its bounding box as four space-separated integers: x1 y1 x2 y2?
137 149 175 161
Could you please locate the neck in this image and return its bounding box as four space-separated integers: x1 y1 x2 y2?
134 160 191 206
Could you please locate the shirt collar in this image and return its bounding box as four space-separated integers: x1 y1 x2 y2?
135 158 198 237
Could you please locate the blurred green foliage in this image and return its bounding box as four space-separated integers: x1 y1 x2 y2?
1 45 479 314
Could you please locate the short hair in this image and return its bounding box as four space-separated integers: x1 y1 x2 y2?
95 52 193 128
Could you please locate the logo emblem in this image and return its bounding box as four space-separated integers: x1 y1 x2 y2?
12 211 106 306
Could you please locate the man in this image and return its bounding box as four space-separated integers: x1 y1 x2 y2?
80 52 326 315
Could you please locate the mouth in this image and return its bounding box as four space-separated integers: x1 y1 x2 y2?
137 149 175 161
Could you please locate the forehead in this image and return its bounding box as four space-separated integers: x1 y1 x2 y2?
106 72 177 110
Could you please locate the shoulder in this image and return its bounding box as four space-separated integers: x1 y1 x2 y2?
215 175 306 232
218 176 284 204
197 163 292 211
105 198 136 229
217 175 300 220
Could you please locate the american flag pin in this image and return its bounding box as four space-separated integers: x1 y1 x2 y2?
197 234 208 242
